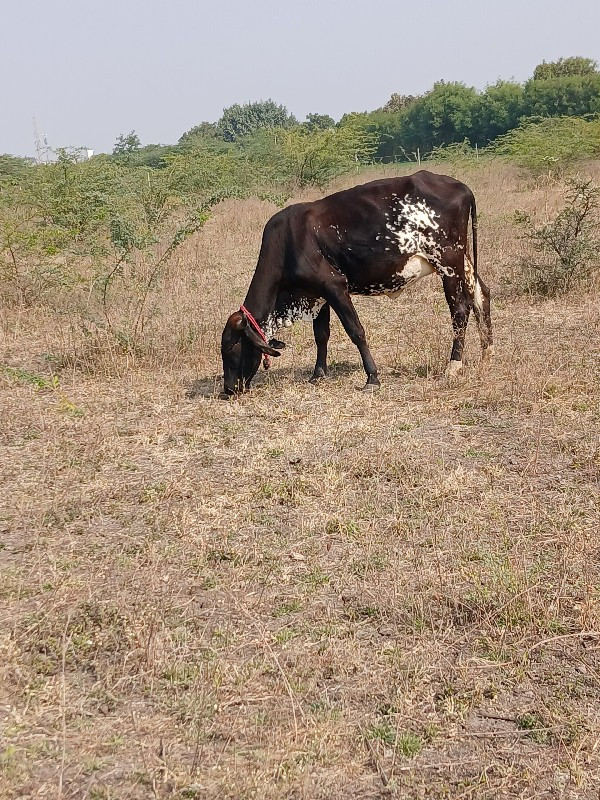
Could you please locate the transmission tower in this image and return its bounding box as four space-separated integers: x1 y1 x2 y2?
32 117 49 163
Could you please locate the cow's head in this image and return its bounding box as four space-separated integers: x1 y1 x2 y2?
220 311 283 397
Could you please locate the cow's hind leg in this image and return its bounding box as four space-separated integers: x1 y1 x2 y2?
309 302 330 383
441 270 472 378
472 276 494 363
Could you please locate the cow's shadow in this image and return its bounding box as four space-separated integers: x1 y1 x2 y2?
185 371 276 399
277 360 358 383
389 363 434 379
318 360 357 379
186 360 362 399
186 376 222 399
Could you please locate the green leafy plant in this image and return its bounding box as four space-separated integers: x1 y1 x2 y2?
97 171 225 352
218 99 297 142
0 151 114 304
426 139 479 169
112 131 141 158
533 57 598 81
516 712 549 744
280 124 378 187
492 117 600 176
514 177 600 295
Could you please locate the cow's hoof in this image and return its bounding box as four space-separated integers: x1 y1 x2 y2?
443 361 463 380
359 379 380 392
481 345 495 364
309 371 326 384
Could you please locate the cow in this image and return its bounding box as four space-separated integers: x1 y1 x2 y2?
220 170 493 397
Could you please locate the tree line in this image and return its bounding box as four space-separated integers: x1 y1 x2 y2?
2 55 599 179
108 56 600 168
143 56 600 164
364 59 600 160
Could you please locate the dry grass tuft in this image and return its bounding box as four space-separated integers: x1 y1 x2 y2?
2 161 600 799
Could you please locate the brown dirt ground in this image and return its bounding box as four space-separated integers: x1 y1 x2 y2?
1 161 600 799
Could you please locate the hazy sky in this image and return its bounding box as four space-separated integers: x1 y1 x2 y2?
2 0 599 157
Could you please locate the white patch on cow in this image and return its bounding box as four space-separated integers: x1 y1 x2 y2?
381 194 455 277
403 197 439 232
463 255 476 295
473 279 484 314
403 254 436 282
356 255 436 299
265 298 325 337
385 255 436 298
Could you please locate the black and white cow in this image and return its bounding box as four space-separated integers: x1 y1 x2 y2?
221 170 493 396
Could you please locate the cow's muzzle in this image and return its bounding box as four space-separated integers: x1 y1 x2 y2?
220 381 245 399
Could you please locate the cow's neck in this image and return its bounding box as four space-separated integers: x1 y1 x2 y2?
245 285 326 341
242 273 280 333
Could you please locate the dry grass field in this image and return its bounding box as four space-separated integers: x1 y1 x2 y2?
2 161 600 799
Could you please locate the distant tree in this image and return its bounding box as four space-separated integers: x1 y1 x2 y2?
112 131 141 156
337 111 367 126
0 154 34 178
218 100 297 142
281 123 378 187
401 81 479 153
302 113 335 131
380 93 420 113
126 144 179 169
365 111 410 162
337 111 398 161
473 81 524 144
533 57 598 81
178 122 219 144
523 74 600 118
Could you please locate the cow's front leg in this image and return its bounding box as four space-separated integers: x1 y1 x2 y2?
309 303 330 383
326 289 379 391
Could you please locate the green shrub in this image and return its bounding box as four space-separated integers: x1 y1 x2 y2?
218 100 297 142
426 139 480 169
0 147 224 349
280 123 378 187
492 117 600 175
515 177 600 295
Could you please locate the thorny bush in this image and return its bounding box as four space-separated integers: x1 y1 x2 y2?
514 177 600 296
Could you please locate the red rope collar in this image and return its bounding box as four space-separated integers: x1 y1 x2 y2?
240 304 271 370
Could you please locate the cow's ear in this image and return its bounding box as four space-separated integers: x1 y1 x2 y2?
230 311 247 332
268 338 286 350
243 325 281 357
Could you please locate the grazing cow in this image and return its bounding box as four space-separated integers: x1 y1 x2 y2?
220 170 493 396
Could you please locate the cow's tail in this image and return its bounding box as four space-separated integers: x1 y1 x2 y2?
470 190 478 277
468 189 484 315
467 189 493 355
